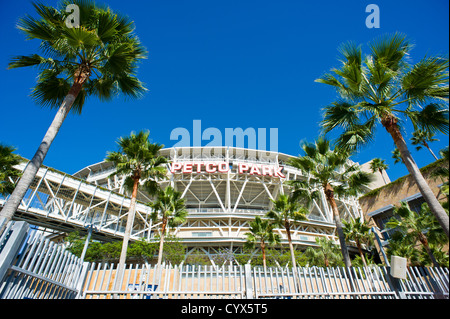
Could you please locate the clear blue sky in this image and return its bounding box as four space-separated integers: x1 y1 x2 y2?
0 0 448 181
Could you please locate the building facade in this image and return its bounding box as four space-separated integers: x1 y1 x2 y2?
359 159 449 264
74 146 379 262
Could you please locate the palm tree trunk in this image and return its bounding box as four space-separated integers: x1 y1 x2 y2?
285 227 300 292
424 142 439 161
0 67 89 236
114 177 139 294
261 242 267 270
356 241 368 267
152 217 167 293
382 115 449 238
324 184 352 268
323 253 329 267
285 224 297 270
379 169 387 185
157 218 167 268
419 233 439 267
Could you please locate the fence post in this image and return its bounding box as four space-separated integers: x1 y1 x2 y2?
75 262 90 299
0 221 29 283
244 264 254 299
385 266 405 299
421 267 446 299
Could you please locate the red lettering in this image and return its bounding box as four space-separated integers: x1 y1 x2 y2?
274 166 285 178
171 162 182 173
194 162 202 173
249 165 262 175
239 163 249 174
218 162 229 173
261 165 271 176
183 163 193 173
205 162 217 173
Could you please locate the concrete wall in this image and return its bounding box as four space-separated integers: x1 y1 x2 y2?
359 160 391 190
359 160 448 222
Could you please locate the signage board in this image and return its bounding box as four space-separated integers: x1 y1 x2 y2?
170 161 285 178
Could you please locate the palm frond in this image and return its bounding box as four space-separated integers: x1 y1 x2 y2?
30 70 72 109
320 101 361 134
409 103 449 135
115 73 147 99
346 171 374 196
401 56 449 104
316 42 369 102
8 54 57 70
368 32 412 73
61 26 100 49
334 120 376 152
17 13 56 41
10 0 148 114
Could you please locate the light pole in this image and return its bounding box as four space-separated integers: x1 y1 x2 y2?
370 226 389 266
80 224 97 263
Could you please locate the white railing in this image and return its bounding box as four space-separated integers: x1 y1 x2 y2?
2 220 448 300
79 262 449 300
0 220 88 299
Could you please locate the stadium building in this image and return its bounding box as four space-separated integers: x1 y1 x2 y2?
72 146 384 263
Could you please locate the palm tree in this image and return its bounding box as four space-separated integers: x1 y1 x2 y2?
316 33 449 237
387 235 421 266
343 218 373 267
0 1 147 234
369 158 389 184
304 237 343 267
150 186 188 268
106 130 167 289
411 129 439 160
386 202 447 267
392 148 404 164
423 246 449 268
266 194 308 271
0 145 23 197
288 138 373 268
244 216 281 269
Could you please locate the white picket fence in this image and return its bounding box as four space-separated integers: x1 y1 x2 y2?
1 219 448 299
79 262 449 299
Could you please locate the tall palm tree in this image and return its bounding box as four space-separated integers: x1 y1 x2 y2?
244 216 281 269
0 145 23 197
411 129 439 160
386 202 447 267
369 158 389 184
288 138 373 268
316 33 449 237
106 130 167 289
343 218 373 267
266 194 308 271
0 1 147 234
151 186 188 268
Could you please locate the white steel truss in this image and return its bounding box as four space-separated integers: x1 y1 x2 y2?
0 162 156 242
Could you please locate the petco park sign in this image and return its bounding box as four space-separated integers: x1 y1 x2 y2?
170 161 285 178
